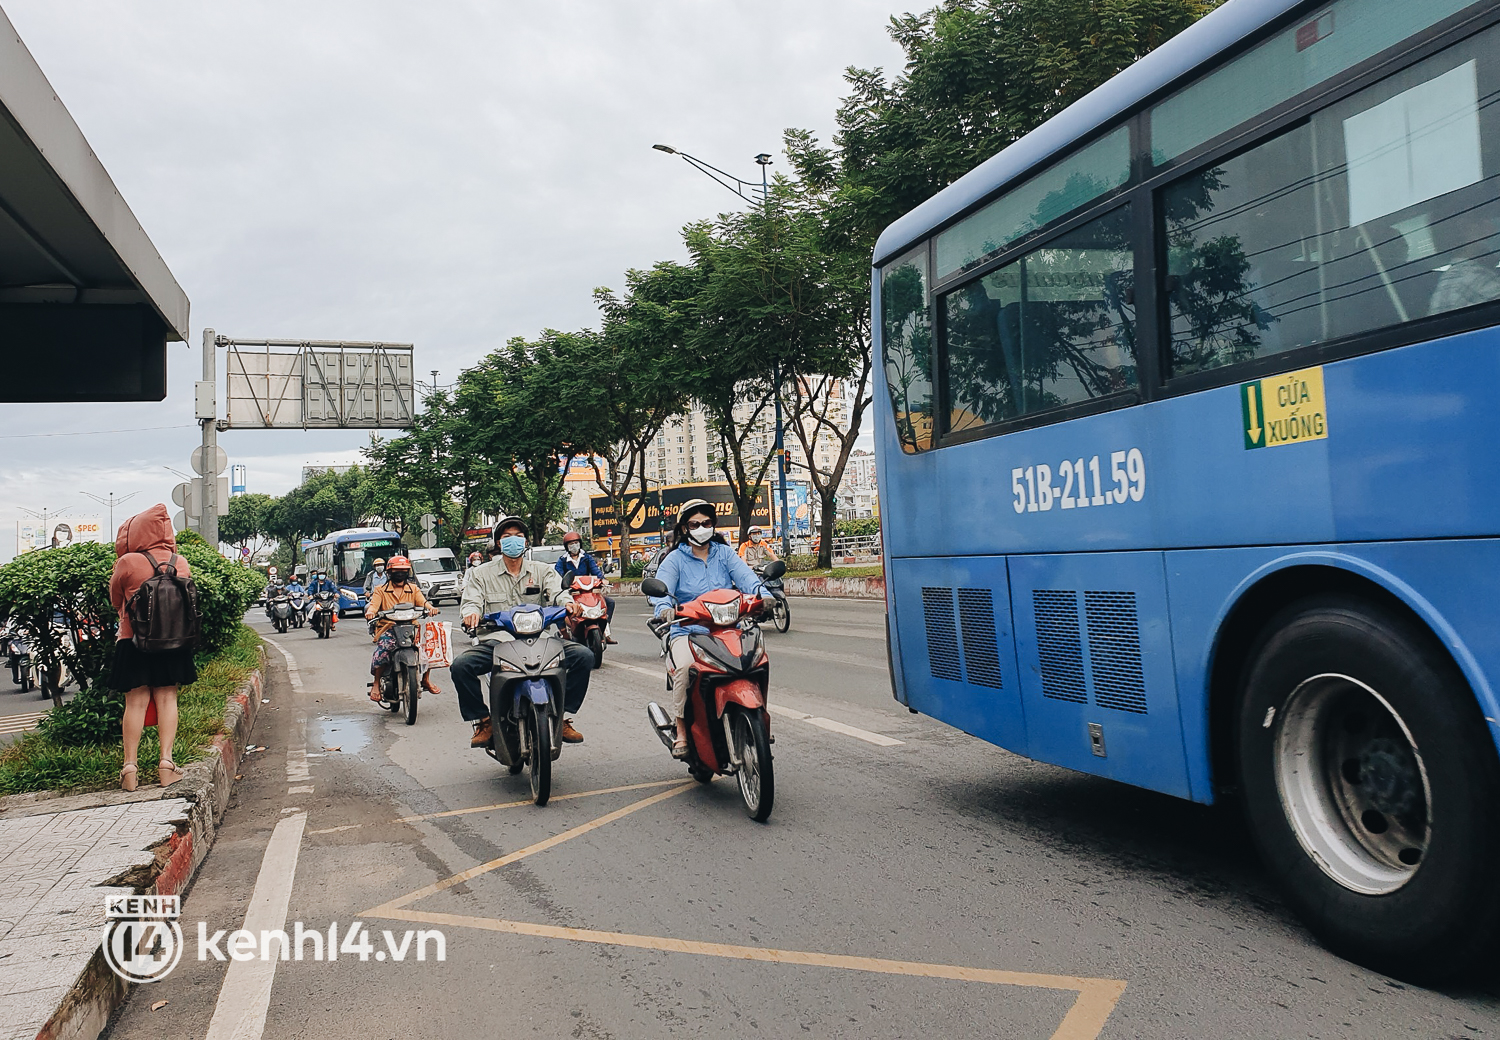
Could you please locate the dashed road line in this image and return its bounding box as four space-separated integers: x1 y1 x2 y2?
607 659 903 746
767 704 904 746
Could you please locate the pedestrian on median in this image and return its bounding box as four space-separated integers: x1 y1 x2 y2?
108 504 196 791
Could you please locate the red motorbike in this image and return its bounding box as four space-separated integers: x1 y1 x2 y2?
640 561 785 821
563 574 610 668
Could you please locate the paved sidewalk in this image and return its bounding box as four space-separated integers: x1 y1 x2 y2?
0 796 190 1040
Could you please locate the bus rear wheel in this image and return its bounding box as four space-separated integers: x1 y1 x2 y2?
1237 594 1500 983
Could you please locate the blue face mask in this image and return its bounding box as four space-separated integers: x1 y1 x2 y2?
499 535 526 558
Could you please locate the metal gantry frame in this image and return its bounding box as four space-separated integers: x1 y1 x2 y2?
219 336 415 429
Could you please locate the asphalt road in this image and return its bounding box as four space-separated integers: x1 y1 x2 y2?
104 599 1500 1039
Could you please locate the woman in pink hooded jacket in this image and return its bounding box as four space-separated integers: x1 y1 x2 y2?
109 505 197 790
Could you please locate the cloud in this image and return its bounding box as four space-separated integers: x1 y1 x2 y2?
0 0 903 561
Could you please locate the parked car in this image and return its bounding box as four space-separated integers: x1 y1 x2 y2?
407 547 461 605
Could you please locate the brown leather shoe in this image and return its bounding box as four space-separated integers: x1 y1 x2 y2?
560 718 583 743
470 719 493 748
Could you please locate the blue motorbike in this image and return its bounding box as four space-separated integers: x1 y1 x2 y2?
468 604 570 805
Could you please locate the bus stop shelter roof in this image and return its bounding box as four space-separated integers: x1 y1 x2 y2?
0 7 189 401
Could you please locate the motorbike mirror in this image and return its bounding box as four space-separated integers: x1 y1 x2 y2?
640 577 669 598
761 560 787 579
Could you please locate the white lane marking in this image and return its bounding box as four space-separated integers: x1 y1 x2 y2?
261 636 303 692
612 660 902 746
202 811 308 1040
803 716 904 747
766 704 904 746
287 785 314 794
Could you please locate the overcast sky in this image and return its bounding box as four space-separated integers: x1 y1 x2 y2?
0 1 906 560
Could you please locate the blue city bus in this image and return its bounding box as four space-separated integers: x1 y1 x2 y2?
873 0 1500 980
301 528 405 616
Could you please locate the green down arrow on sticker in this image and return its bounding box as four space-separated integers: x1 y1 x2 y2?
1242 381 1265 449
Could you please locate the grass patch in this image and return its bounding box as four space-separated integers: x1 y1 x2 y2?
0 625 263 796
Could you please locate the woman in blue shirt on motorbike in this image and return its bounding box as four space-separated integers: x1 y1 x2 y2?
647 500 765 758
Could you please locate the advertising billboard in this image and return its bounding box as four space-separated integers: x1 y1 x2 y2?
589 482 771 551
774 482 812 536
16 518 108 555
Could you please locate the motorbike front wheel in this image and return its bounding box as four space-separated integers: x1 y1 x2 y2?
275 617 287 634
527 703 552 806
586 627 604 669
772 597 790 633
731 708 774 821
400 665 418 726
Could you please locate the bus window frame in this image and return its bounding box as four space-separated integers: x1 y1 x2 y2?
930 198 1145 447
1148 5 1500 399
891 0 1500 450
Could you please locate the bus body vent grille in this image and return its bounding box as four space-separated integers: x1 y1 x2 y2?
956 588 1003 688
921 586 962 682
1033 590 1086 703
1085 591 1147 714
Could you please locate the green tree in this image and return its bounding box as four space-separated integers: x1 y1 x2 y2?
835 0 1221 242
458 334 589 541
592 263 699 560
680 185 846 543
219 493 275 558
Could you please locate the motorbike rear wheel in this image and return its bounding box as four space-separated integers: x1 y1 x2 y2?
586 627 604 669
731 708 774 821
772 597 790 633
527 703 552 806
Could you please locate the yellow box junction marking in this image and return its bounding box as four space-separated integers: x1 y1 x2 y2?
1242 365 1328 449
357 781 1129 1039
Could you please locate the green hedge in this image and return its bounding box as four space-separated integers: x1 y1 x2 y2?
0 531 263 748
0 624 261 793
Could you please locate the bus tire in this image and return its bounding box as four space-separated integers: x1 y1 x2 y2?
1236 593 1500 983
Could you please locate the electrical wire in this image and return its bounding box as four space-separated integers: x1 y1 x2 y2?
0 423 196 440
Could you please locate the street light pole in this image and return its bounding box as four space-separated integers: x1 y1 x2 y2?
653 144 792 559
80 491 140 535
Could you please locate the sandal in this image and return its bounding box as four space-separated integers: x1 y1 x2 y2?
158 760 183 788
120 763 138 792
671 738 689 760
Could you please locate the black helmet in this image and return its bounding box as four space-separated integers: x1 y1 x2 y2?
492 516 529 543
673 499 715 531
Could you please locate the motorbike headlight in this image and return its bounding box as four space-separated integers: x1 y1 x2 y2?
387 609 420 622
583 605 605 619
512 610 543 636
707 599 741 627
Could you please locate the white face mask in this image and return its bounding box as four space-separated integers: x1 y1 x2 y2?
688 525 714 545
568 544 582 557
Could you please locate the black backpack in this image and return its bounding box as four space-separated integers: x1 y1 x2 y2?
127 551 201 652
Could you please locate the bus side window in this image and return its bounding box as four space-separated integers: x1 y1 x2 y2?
881 248 935 453
942 205 1136 431
1163 29 1500 378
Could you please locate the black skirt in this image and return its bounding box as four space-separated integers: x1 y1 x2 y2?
112 639 198 691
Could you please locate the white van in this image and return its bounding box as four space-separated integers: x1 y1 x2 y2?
406 548 461 604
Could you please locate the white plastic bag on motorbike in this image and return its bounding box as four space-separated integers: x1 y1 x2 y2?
421 620 453 668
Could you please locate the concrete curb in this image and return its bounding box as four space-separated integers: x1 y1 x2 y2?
612 575 885 600
13 645 266 1040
